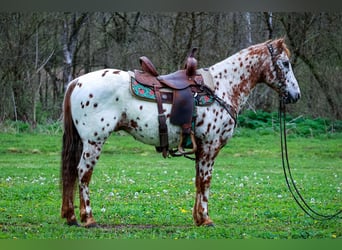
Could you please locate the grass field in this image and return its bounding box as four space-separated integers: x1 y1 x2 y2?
0 122 341 239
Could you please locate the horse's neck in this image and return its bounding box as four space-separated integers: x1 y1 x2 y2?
209 46 268 112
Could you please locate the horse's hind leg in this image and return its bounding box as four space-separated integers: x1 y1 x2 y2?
78 140 103 227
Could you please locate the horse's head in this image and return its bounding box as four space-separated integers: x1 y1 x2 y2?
264 39 301 104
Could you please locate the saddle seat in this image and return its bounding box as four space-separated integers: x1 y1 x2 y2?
133 48 202 158
136 48 200 90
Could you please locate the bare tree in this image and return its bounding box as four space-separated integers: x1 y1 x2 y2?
62 13 89 91
264 12 273 39
0 12 341 123
280 13 342 119
245 12 252 46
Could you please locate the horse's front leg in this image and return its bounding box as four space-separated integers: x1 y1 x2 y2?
193 144 217 226
78 140 103 227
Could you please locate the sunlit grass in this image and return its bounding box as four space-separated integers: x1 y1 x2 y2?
0 128 341 239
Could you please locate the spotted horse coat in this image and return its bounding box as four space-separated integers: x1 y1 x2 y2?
61 38 301 227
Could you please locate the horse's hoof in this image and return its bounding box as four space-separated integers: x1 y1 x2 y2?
85 222 99 228
203 220 215 227
205 223 215 227
67 220 80 227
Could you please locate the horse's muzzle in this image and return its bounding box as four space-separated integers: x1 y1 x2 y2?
283 91 301 104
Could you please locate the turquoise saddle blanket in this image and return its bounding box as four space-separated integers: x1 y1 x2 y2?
130 77 214 106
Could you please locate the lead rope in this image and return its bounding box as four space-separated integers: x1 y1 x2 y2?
279 98 342 220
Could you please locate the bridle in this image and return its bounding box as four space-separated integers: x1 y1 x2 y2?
279 98 342 220
266 43 287 95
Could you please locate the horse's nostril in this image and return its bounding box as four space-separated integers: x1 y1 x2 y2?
293 93 301 103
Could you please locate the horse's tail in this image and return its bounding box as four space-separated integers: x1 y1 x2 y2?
60 81 83 216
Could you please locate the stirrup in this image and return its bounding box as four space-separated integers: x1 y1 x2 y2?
176 131 197 156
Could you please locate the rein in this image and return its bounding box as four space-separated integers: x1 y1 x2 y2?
279 98 342 220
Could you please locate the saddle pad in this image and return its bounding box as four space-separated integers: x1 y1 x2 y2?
130 77 214 106
196 68 215 91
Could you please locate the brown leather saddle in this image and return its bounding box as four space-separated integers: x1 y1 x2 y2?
133 48 204 158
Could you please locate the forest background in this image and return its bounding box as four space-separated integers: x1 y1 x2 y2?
0 12 341 125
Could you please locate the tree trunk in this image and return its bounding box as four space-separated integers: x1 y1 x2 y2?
62 13 88 91
245 12 252 47
264 12 273 39
10 86 18 122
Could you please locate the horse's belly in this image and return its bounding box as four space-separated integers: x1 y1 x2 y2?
123 102 182 148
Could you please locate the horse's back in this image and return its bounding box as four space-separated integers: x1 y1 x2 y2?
69 69 130 100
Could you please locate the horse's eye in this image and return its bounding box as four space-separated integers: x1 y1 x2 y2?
283 61 289 68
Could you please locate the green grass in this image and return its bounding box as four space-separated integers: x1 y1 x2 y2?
0 119 341 239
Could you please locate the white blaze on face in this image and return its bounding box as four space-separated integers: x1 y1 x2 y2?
276 52 301 103
284 62 301 102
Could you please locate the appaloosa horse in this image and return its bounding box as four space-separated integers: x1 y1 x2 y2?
61 38 300 227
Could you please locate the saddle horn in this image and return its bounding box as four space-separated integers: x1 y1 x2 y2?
184 47 198 77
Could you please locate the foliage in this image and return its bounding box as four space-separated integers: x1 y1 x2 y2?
0 120 62 135
1 110 342 138
0 127 341 239
237 110 342 137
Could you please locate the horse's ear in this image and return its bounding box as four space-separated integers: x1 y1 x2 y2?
275 38 285 48
273 37 290 56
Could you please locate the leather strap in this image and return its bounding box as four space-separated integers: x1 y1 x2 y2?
154 84 169 158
